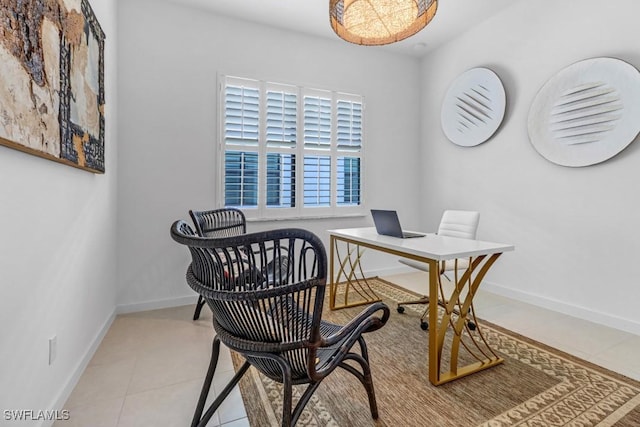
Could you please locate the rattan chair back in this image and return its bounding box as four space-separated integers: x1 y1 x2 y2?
172 221 326 380
187 208 247 320
171 220 388 427
189 208 246 238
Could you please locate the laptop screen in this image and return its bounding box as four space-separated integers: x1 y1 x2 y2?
371 209 404 238
371 209 426 238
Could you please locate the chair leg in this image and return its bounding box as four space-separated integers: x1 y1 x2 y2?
193 295 207 320
339 352 379 419
192 337 250 427
419 298 476 331
192 337 220 427
339 338 379 419
196 362 250 427
357 339 378 419
291 382 322 425
362 360 378 419
397 297 431 330
419 305 430 324
280 364 293 427
261 353 323 426
357 336 369 362
396 296 429 313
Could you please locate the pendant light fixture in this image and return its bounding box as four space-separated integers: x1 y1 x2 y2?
329 0 438 46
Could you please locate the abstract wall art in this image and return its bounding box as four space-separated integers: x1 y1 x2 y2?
0 0 105 173
528 57 640 167
441 67 506 147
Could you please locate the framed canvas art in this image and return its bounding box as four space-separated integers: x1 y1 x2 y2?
0 0 106 173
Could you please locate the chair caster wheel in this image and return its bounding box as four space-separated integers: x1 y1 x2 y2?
420 321 429 331
397 306 405 314
467 321 476 331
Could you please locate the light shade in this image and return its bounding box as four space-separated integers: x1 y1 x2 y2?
330 0 438 46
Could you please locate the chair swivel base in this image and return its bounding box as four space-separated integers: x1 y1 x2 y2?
397 296 430 330
396 298 476 332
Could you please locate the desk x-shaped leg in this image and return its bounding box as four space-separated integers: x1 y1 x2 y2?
329 235 382 309
429 253 504 385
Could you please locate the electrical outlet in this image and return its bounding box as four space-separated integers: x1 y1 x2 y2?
49 336 57 365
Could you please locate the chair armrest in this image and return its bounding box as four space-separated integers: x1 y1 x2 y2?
321 302 389 347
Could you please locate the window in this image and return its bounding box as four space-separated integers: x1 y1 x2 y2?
219 75 364 219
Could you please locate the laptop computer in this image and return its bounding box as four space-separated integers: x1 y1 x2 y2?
370 209 426 238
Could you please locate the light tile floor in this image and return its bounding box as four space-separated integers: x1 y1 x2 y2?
55 304 248 427
56 272 640 426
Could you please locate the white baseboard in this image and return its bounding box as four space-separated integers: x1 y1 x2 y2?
116 294 199 314
367 266 640 336
46 309 116 427
482 280 640 336
359 265 414 279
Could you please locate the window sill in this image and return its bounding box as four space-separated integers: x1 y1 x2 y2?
246 213 367 223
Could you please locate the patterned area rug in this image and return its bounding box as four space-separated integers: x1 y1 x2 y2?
231 279 640 426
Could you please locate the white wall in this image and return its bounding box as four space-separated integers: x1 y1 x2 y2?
116 0 423 309
3 0 638 419
419 0 640 334
0 0 118 424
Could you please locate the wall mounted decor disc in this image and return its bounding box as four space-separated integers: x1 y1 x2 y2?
441 67 506 147
527 57 640 167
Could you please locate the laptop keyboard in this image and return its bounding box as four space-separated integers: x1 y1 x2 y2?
402 231 426 238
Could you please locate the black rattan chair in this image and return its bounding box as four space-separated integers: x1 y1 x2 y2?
170 221 390 427
188 208 247 320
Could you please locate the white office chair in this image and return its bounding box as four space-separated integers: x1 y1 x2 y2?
396 210 480 330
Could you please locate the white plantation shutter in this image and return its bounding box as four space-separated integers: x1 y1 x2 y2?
336 97 362 206
337 156 360 206
303 95 331 149
266 152 295 208
303 155 331 207
219 75 364 218
263 85 297 208
266 89 297 148
302 90 332 207
336 100 362 150
264 84 297 208
223 79 260 208
224 84 259 146
224 151 258 208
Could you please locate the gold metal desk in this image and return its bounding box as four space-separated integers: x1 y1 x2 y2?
328 227 514 386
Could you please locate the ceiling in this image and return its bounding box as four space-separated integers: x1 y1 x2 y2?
167 0 516 57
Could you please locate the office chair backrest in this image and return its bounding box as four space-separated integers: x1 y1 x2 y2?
437 210 480 240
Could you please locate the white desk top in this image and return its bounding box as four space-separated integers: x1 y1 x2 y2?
328 227 514 261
